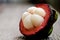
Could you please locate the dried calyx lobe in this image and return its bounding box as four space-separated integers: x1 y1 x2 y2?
24 6 57 40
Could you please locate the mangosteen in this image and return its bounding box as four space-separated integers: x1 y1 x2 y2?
19 4 58 40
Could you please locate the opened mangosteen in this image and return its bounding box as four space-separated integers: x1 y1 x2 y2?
19 4 58 40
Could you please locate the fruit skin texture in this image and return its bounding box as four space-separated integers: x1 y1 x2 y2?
19 4 58 39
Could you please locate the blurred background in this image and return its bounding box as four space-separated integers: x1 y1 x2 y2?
0 0 60 40
0 0 60 12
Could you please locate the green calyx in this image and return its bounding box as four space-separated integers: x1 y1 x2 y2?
55 11 58 21
52 10 58 24
47 9 58 36
48 26 53 35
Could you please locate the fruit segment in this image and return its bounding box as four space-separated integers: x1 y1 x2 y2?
31 14 44 27
34 8 46 17
22 12 31 20
22 15 33 29
27 7 37 14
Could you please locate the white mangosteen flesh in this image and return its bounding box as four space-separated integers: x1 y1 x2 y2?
22 7 46 30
